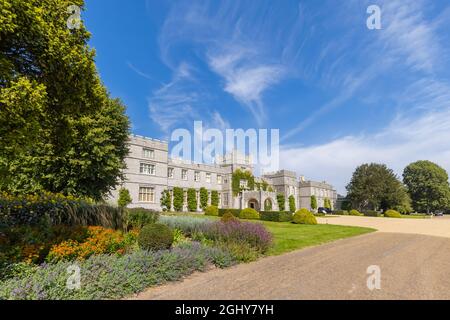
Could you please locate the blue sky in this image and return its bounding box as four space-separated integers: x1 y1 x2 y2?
84 0 450 194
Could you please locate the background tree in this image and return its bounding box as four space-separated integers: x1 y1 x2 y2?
172 187 184 212
277 193 285 211
310 195 317 211
0 0 129 200
199 187 208 210
403 161 450 213
289 195 296 212
160 190 172 212
187 188 197 212
346 163 409 211
117 188 132 208
210 190 219 207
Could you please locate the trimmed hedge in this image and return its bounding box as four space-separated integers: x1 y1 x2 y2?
204 205 219 216
349 209 363 216
293 209 317 225
363 210 381 217
218 209 241 217
384 209 402 218
239 208 260 220
333 210 349 215
260 211 293 222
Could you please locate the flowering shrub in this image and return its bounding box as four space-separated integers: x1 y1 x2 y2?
0 192 125 229
204 220 272 253
0 242 235 300
46 226 138 262
0 225 88 268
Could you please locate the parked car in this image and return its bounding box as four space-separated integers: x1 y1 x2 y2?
434 211 444 217
317 207 332 214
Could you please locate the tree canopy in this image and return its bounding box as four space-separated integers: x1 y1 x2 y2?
346 163 411 212
403 161 450 213
0 0 130 200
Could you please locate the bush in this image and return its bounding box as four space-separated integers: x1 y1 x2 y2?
172 187 184 212
138 224 174 251
158 216 212 236
117 188 132 208
239 208 260 220
126 208 159 229
384 209 402 218
260 211 293 222
333 210 349 215
204 220 272 253
349 209 363 216
363 210 381 217
204 205 218 216
187 189 197 212
293 209 317 225
221 212 239 223
0 193 126 229
0 224 89 267
218 208 241 217
0 242 235 300
46 226 137 263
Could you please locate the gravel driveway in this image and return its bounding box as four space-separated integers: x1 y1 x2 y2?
132 216 450 300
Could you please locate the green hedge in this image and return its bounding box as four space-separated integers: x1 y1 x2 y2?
218 209 241 217
363 210 381 217
239 208 260 220
260 211 293 222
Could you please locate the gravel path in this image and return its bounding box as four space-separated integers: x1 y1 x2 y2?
317 215 450 238
132 232 450 300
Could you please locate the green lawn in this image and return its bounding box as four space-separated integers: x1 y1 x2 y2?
162 213 376 256
259 221 375 256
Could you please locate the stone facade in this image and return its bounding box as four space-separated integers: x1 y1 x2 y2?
109 135 337 211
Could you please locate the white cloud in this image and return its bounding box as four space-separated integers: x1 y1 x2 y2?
208 48 284 125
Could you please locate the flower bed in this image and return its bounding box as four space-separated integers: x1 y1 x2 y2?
0 242 235 300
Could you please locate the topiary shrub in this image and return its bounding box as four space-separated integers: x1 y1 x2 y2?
349 209 363 216
384 209 402 218
221 212 239 223
239 208 260 220
138 223 174 251
204 205 218 216
293 208 317 225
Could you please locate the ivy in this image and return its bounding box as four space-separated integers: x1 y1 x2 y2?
199 187 208 210
187 188 197 212
160 189 172 212
231 169 255 196
289 195 296 212
211 190 219 207
277 193 285 211
172 187 184 212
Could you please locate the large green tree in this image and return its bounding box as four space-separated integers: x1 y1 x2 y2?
0 0 130 200
403 161 450 213
346 163 411 211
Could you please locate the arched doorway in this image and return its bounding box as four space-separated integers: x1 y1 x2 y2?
264 198 273 211
248 199 260 211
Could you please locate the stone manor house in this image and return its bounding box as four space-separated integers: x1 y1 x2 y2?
110 135 337 212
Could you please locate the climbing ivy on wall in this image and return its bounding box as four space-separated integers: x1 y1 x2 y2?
211 190 219 207
231 169 255 196
173 187 184 212
199 187 208 210
187 188 197 212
